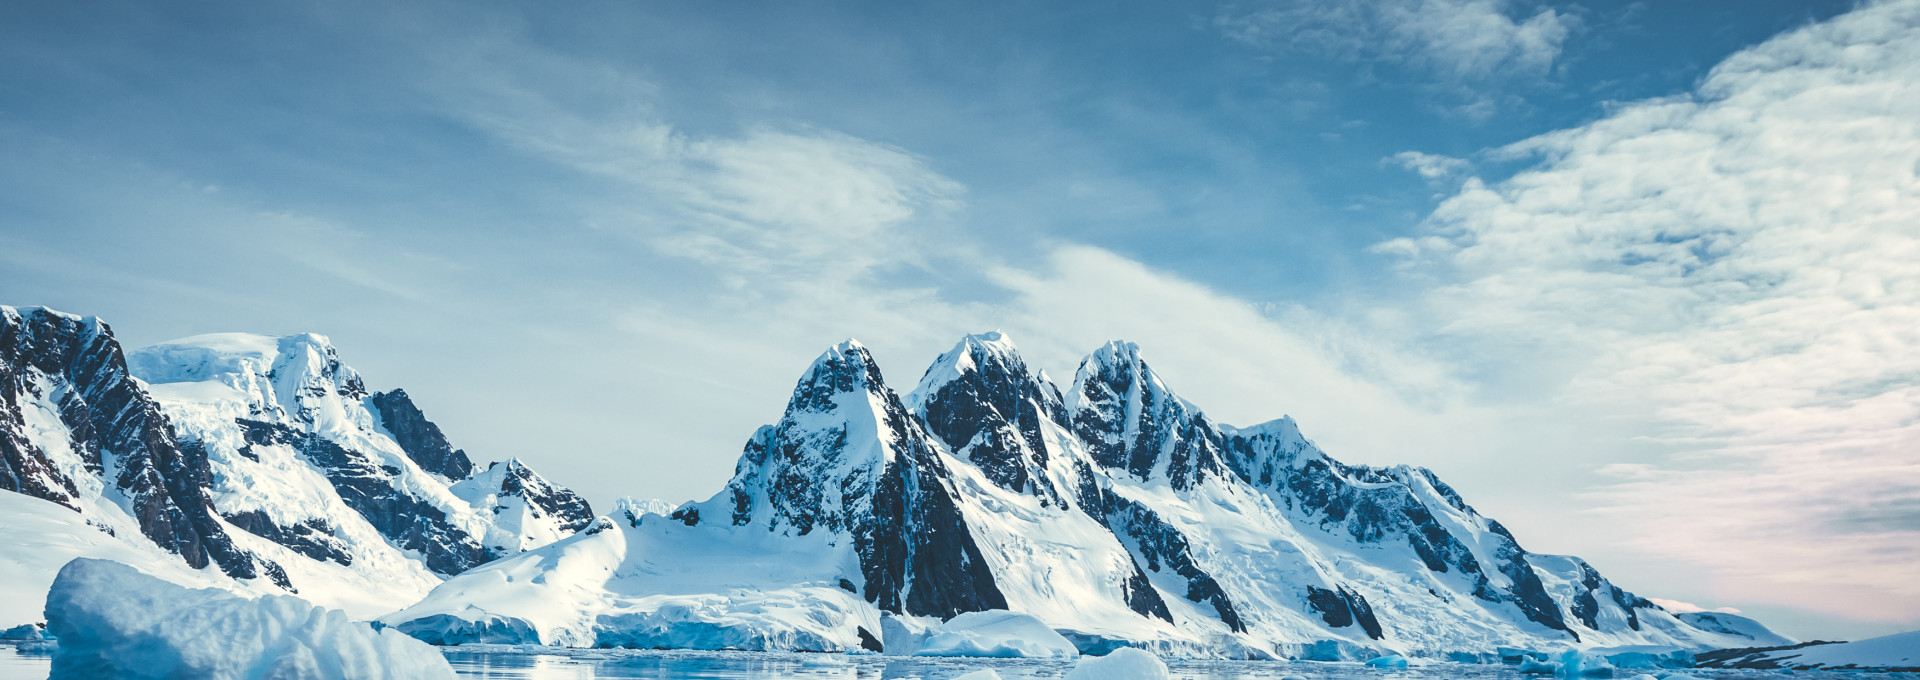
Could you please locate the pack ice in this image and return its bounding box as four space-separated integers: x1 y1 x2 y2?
383 332 1796 658
44 558 454 680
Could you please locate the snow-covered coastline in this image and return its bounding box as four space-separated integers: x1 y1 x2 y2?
378 332 1803 659
2 306 1892 668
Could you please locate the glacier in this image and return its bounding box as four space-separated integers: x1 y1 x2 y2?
382 331 1795 659
43 557 454 680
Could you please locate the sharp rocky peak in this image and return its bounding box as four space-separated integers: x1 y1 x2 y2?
1067 340 1229 489
0 305 287 588
907 331 1082 505
368 389 474 480
785 339 892 415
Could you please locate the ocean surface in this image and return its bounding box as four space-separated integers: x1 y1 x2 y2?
0 642 1888 679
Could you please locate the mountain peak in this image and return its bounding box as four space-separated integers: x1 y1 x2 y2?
905 331 1033 412
1087 339 1144 367
789 340 892 416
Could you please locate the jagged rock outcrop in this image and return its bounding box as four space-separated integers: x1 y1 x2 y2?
369 389 474 481
452 458 595 555
128 331 594 580
0 306 283 587
711 341 1007 618
383 331 1799 657
0 305 597 621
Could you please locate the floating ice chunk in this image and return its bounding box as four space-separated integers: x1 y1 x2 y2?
1 623 44 640
1560 648 1621 677
952 671 1004 680
911 610 1078 659
45 558 455 680
1367 655 1410 669
1519 657 1561 674
1065 647 1170 680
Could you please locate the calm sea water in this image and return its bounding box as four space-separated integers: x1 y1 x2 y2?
0 641 1882 680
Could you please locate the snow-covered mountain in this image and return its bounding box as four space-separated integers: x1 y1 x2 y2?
0 305 592 622
1 306 288 617
383 331 1794 658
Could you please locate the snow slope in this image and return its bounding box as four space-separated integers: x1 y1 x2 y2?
1698 630 1920 671
386 332 1793 658
0 490 282 629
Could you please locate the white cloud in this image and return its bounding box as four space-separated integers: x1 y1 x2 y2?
1376 0 1920 623
1389 150 1473 181
1218 0 1573 81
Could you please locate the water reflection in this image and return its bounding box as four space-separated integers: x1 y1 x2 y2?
0 642 1866 680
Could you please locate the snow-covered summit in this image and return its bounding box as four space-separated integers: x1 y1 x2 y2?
123 330 593 581
0 306 597 624
387 331 1794 658
904 331 1024 410
1068 340 1233 491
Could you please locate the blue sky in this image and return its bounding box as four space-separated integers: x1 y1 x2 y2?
4 0 1915 641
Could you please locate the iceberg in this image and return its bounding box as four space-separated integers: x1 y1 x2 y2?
1 623 45 640
44 558 454 680
1065 647 1170 680
911 610 1079 659
1366 654 1410 669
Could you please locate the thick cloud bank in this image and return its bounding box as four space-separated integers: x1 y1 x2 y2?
1378 0 1920 624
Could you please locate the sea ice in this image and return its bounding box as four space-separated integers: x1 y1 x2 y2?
1064 647 1170 680
911 610 1080 659
44 558 455 680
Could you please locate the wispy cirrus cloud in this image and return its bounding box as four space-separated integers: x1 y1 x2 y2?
1217 0 1576 116
1375 0 1920 623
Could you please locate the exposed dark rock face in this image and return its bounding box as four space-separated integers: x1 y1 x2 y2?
0 307 279 585
368 389 474 480
1220 414 1574 636
220 508 353 567
718 341 1007 619
1307 585 1384 640
1107 498 1242 631
911 334 1073 506
240 416 490 575
481 458 596 546
910 335 1175 625
1068 343 1235 491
